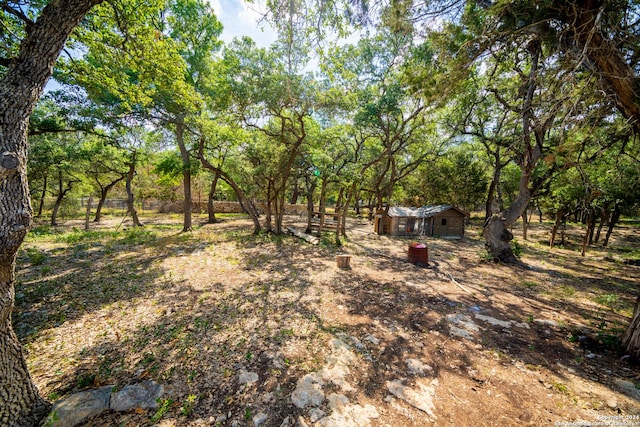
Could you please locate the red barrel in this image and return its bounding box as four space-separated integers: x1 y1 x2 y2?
408 243 428 265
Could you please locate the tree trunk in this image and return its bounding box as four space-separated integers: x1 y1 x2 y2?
207 171 220 224
538 205 543 223
571 2 640 133
338 184 356 241
175 117 192 232
603 208 621 247
622 295 640 360
318 178 328 214
36 175 47 218
196 143 261 233
84 196 93 231
550 207 565 248
125 161 143 227
275 185 286 235
483 215 518 263
521 210 528 240
594 204 608 244
483 40 543 263
0 1 104 424
265 180 273 233
289 178 300 204
581 208 596 257
304 176 316 234
50 173 64 226
50 173 75 227
484 147 502 222
94 175 124 222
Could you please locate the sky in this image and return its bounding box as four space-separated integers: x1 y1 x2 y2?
208 0 278 47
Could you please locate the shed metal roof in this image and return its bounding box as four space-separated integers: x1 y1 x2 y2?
387 205 462 218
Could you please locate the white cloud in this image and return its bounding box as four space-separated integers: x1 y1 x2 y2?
238 0 265 26
217 0 276 47
207 0 224 19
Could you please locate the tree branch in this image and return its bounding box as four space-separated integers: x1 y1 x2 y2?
0 2 34 26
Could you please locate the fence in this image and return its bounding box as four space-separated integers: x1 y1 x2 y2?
38 197 309 217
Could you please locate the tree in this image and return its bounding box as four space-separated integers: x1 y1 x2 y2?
1 1 104 424
219 36 318 234
156 0 222 231
57 0 222 232
83 140 127 223
196 129 263 233
404 145 488 214
42 133 88 226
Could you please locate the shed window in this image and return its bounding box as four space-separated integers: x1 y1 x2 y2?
398 218 407 235
441 218 447 226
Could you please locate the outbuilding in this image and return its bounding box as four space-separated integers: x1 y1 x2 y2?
374 205 466 238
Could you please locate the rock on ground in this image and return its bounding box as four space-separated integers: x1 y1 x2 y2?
110 380 163 412
291 374 325 408
386 378 439 420
46 386 112 427
315 393 379 427
44 381 163 427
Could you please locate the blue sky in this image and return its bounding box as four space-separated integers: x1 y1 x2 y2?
208 0 278 47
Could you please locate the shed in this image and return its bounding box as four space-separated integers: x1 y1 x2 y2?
374 205 465 238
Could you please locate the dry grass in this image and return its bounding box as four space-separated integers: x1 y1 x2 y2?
13 213 640 426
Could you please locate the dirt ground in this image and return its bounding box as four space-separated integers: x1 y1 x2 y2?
13 213 640 426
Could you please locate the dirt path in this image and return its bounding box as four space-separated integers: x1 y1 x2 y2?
14 214 640 426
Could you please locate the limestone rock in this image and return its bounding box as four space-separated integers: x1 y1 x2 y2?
239 369 259 385
614 379 640 401
406 358 432 376
110 381 163 412
46 386 112 427
253 412 268 426
386 378 439 420
315 393 379 427
291 374 325 408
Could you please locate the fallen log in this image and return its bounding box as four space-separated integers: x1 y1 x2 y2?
287 227 320 245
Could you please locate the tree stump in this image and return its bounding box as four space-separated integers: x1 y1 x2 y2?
336 255 351 269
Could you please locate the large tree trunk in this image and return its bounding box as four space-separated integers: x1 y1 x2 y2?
571 2 640 133
484 147 503 222
483 215 518 263
482 40 543 263
0 1 103 425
